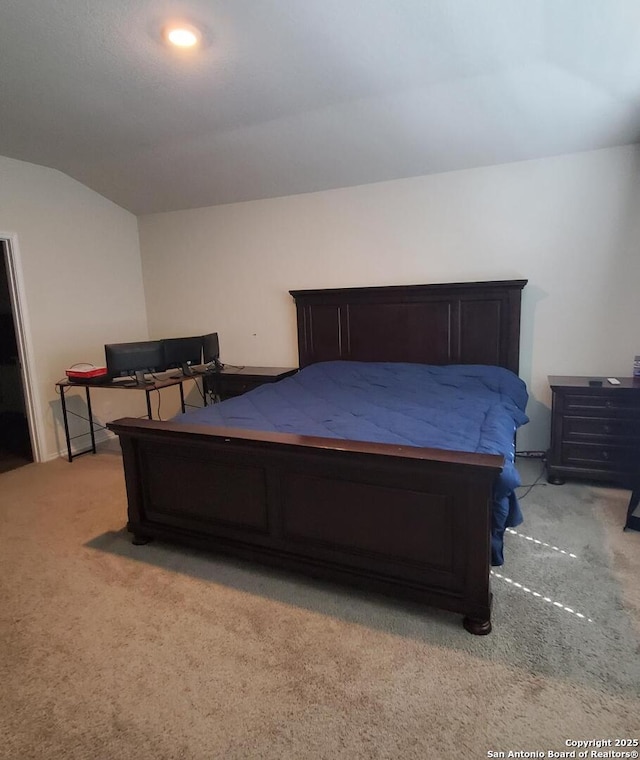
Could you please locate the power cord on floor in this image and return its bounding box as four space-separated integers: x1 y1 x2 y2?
515 457 548 500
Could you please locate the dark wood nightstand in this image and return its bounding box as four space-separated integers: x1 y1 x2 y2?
205 366 298 401
547 376 640 485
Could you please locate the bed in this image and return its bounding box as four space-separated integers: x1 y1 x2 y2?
108 279 528 634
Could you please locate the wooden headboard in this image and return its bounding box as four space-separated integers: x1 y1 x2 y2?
290 280 527 374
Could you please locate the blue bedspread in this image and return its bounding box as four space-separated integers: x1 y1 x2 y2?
174 361 529 565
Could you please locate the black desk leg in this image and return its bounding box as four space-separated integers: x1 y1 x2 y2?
60 385 73 463
624 489 640 531
145 390 153 420
85 386 97 455
179 382 186 413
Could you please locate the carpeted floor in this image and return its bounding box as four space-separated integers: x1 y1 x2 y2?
0 444 638 759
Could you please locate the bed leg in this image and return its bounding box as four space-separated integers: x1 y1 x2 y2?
462 616 492 635
131 533 152 546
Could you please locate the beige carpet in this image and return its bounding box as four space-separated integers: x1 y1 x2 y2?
1 445 638 760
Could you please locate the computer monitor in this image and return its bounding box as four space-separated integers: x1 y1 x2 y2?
104 340 164 384
162 336 203 376
202 332 220 365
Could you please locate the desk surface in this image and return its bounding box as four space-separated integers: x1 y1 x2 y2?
57 372 200 392
58 366 298 391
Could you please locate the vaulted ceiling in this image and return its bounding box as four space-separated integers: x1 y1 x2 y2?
2 0 639 215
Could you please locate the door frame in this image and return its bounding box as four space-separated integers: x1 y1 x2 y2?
0 233 43 462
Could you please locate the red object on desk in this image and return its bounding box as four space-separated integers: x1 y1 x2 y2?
65 365 108 382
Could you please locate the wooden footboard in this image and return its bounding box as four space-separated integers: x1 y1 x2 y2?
108 417 504 634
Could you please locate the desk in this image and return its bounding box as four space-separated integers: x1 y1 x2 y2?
56 373 207 462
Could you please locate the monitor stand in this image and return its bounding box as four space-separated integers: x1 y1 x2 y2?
204 359 224 373
134 370 153 385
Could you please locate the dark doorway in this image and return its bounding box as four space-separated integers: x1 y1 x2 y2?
0 241 33 473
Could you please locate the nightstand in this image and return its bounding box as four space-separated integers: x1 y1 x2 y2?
547 376 640 484
205 366 297 401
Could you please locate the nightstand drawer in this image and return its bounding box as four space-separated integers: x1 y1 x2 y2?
205 367 298 401
563 392 640 416
217 378 260 398
561 442 630 470
562 416 640 441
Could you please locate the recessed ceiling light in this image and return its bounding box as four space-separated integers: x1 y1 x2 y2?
164 23 201 48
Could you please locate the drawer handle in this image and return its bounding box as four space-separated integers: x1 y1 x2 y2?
605 400 613 408
602 450 609 460
603 424 611 434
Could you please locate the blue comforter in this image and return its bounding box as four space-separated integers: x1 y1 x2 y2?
174 361 529 565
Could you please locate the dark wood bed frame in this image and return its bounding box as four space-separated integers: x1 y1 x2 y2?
108 279 527 634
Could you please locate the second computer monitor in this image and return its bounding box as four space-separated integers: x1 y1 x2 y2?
202 332 220 364
162 336 203 375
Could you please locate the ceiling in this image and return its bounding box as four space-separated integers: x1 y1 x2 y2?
2 0 640 215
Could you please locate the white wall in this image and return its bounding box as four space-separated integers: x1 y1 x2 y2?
138 144 640 451
0 156 149 460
